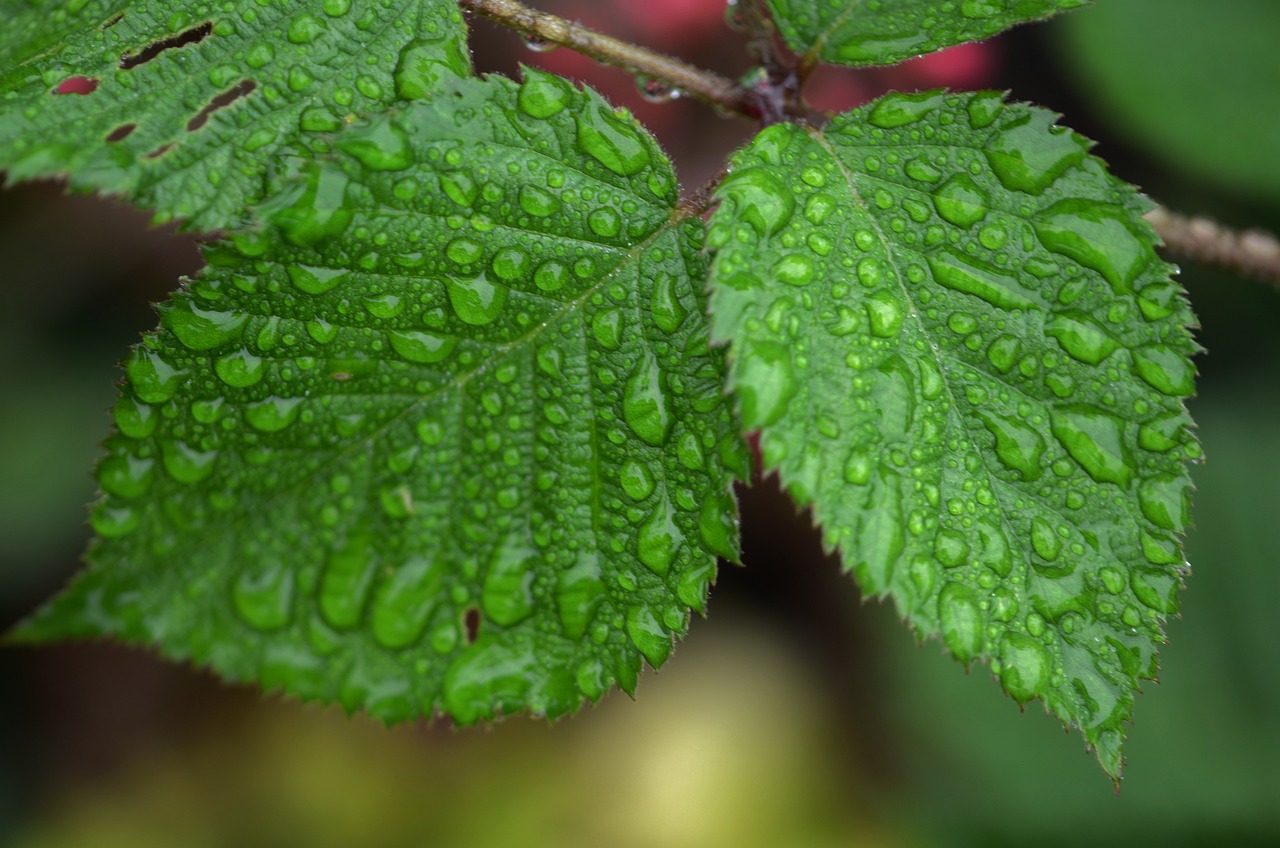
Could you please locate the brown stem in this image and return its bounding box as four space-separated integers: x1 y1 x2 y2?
458 0 758 119
1147 207 1280 288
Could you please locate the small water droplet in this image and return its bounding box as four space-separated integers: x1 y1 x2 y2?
519 184 558 217
264 164 354 247
517 69 572 119
620 459 656 501
1138 474 1189 530
443 641 536 723
321 533 377 629
215 349 266 387
98 455 155 499
773 253 816 287
865 291 904 337
164 305 246 351
522 32 558 53
636 75 678 104
1031 518 1063 562
1131 566 1179 614
698 490 738 561
126 348 184 403
650 272 687 334
113 397 158 438
587 207 622 238
162 440 217 483
287 264 349 295
934 528 970 568
1045 313 1117 365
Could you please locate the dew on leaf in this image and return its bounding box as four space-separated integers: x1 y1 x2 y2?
389 330 457 364
125 348 184 403
865 290 905 337
337 116 413 171
934 528 970 568
113 397 158 439
443 641 535 724
637 498 681 575
576 99 650 176
984 111 1088 195
556 554 604 640
1000 632 1051 704
734 338 797 427
927 248 1035 310
446 275 507 325
717 167 795 236
867 91 946 129
623 354 672 446
1030 517 1063 562
773 253 816 287
1131 566 1179 614
626 604 671 667
979 410 1046 481
320 534 377 630
650 272 687 334
1138 474 1190 531
1051 409 1132 487
1045 313 1118 365
619 459 656 501
932 173 989 228
1132 343 1196 396
1035 199 1152 294
232 561 294 632
98 455 155 499
482 534 536 627
939 581 983 662
161 440 218 484
244 397 302 432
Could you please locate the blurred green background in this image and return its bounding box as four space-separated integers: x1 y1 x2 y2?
2 1 1278 845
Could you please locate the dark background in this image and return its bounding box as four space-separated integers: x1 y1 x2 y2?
2 1 1278 845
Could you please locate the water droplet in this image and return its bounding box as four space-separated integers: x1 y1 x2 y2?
773 253 816 287
287 264 349 295
939 581 984 662
164 305 246 351
623 354 672 446
735 339 796 427
717 167 794 236
371 555 445 649
636 75 678 103
337 115 413 171
934 528 970 568
587 207 622 238
215 349 266 387
1138 412 1186 453
440 170 478 208
1131 566 1179 614
389 330 457 364
1000 632 1050 704
1138 474 1189 530
518 69 572 120
905 157 942 183
867 90 946 128
966 91 1004 129
1132 344 1195 396
393 41 465 100
443 641 536 723
98 455 155 499
287 13 324 43
699 490 738 561
162 440 217 483
126 348 184 403
264 164 354 247
519 184 558 217
557 553 604 639
626 604 671 667
986 334 1020 373
977 410 1045 481
576 99 650 176
591 308 624 350
843 451 873 485
445 236 483 265
677 431 705 470
446 274 507 325
1030 518 1062 562
928 248 1036 311
638 496 682 575
620 459 656 501
233 561 294 631
650 272 687 334
985 111 1088 194
932 173 988 228
1045 313 1117 365
482 533 537 626
114 397 158 438
865 291 904 337
1051 408 1132 487
321 533 377 629
1034 199 1152 294
245 396 302 432
522 32 558 53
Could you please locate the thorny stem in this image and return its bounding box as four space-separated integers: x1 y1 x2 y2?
458 0 759 119
1147 208 1280 289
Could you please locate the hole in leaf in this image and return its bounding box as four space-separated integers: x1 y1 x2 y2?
463 607 481 644
106 123 137 142
186 79 255 132
145 142 174 159
55 77 98 95
119 21 213 70
102 12 124 29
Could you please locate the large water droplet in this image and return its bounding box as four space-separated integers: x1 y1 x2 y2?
162 440 217 483
650 272 687 334
518 184 558 217
1000 632 1050 703
126 348 185 403
518 69 572 118
98 455 155 499
443 641 535 724
638 496 682 575
774 253 816 287
626 604 671 667
389 329 457 363
576 99 650 176
1030 517 1062 562
321 533 377 629
1034 199 1152 294
735 338 796 427
1045 313 1118 365
393 41 465 100
1138 474 1189 530
556 553 604 640
932 173 988 228
264 163 354 247
699 490 739 561
939 581 984 662
337 115 413 171
867 90 946 128
371 555 444 649
984 111 1088 194
245 396 302 432
482 533 537 626
717 167 794 237
287 264 349 295
865 290 905 337
233 560 294 631
928 248 1036 311
215 349 266 387
114 396 158 438
623 353 672 446
1131 343 1195 396
1051 408 1132 487
164 305 246 351
1131 566 1179 614
934 528 970 568
446 274 507 325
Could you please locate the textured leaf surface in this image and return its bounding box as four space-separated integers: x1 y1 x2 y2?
14 72 745 723
707 90 1198 777
0 0 469 229
765 0 1087 67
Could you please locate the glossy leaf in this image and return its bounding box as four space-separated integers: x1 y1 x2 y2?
0 0 470 229
765 0 1087 67
707 90 1199 778
12 72 746 723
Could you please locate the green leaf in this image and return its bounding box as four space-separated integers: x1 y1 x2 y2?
706 90 1198 778
765 0 1087 67
0 0 470 229
12 71 746 723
